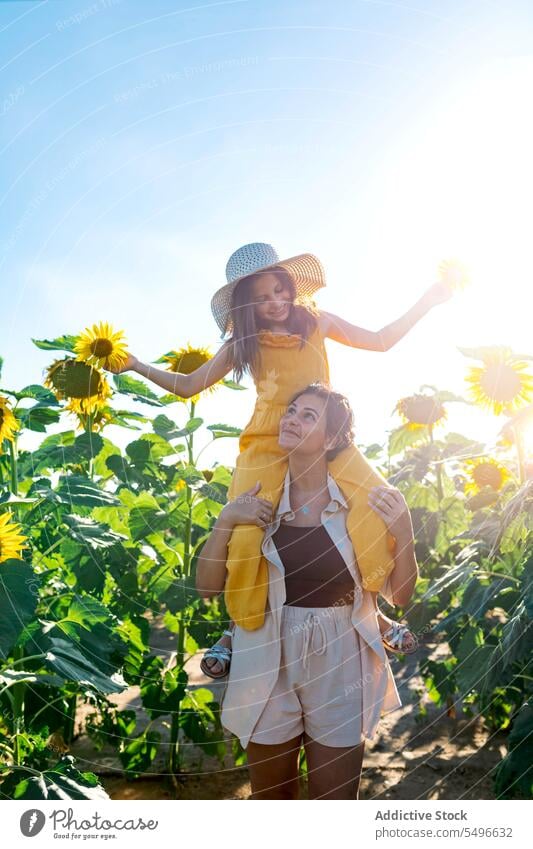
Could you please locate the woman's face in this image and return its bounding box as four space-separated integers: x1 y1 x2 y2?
249 271 293 325
278 392 336 457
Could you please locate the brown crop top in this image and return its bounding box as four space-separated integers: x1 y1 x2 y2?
272 522 356 607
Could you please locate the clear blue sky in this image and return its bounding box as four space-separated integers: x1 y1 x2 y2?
2 0 533 466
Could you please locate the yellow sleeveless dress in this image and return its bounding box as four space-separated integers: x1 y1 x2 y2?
224 323 395 630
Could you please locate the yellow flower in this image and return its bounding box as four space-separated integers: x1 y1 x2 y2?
396 393 447 429
74 321 129 371
0 511 28 563
466 350 533 415
162 344 218 403
438 258 470 292
0 395 19 451
45 357 104 399
464 458 511 494
65 400 114 432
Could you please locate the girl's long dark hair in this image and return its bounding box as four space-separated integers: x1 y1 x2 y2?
225 266 319 383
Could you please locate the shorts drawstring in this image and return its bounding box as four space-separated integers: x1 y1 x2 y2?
300 611 327 675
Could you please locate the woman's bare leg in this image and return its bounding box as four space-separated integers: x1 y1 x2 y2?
303 732 365 800
246 734 303 800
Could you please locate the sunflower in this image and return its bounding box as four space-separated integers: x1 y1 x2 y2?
464 458 511 494
0 511 28 563
45 357 104 399
74 321 129 371
162 344 218 403
396 393 447 429
466 350 533 416
0 395 19 451
438 258 470 292
65 399 114 432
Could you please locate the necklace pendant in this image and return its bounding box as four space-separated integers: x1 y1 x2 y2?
301 505 310 515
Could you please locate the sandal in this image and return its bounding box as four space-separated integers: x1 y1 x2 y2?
382 621 419 655
200 628 234 679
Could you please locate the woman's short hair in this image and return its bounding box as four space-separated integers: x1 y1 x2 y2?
287 381 355 460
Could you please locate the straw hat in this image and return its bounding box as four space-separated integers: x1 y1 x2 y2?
211 242 326 336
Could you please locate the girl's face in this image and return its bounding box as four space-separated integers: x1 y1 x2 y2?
250 271 293 325
279 392 337 456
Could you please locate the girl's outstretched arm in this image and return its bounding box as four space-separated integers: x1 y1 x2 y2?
319 278 452 352
107 340 234 398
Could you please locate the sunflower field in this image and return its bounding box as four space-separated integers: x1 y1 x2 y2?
0 329 532 800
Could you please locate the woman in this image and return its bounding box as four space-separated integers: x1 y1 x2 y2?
196 382 418 800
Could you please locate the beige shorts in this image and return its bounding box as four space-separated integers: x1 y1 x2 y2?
248 603 364 748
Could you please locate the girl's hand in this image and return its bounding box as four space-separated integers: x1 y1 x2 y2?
219 482 273 529
422 278 453 308
107 353 138 374
368 486 414 543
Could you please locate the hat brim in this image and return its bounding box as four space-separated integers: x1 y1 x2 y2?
211 253 326 335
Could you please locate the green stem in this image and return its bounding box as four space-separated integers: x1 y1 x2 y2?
429 425 444 503
8 437 18 496
11 647 26 766
63 694 77 744
170 400 196 779
512 424 526 485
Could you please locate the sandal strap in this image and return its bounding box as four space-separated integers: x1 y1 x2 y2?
204 645 232 660
383 622 410 649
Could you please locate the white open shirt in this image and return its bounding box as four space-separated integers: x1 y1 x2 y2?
220 468 403 749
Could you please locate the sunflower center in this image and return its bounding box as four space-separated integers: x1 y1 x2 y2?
480 364 522 404
472 463 503 490
91 339 113 357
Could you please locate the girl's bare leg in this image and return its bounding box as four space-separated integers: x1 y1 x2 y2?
303 731 365 800
246 734 303 800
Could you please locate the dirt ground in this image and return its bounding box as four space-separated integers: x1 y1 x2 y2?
70 619 506 800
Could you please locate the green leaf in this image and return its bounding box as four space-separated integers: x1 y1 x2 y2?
126 434 173 466
103 408 149 430
0 669 63 689
26 431 104 473
206 422 242 439
128 506 170 541
56 475 120 508
161 577 199 613
455 626 492 695
494 703 533 799
92 438 121 479
119 730 161 779
0 560 40 660
45 637 127 693
152 413 183 440
12 385 60 405
0 757 109 800
62 514 127 548
16 406 61 432
388 424 429 456
170 417 204 438
32 335 78 353
139 656 187 719
198 482 227 505
404 481 439 512
112 374 163 406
